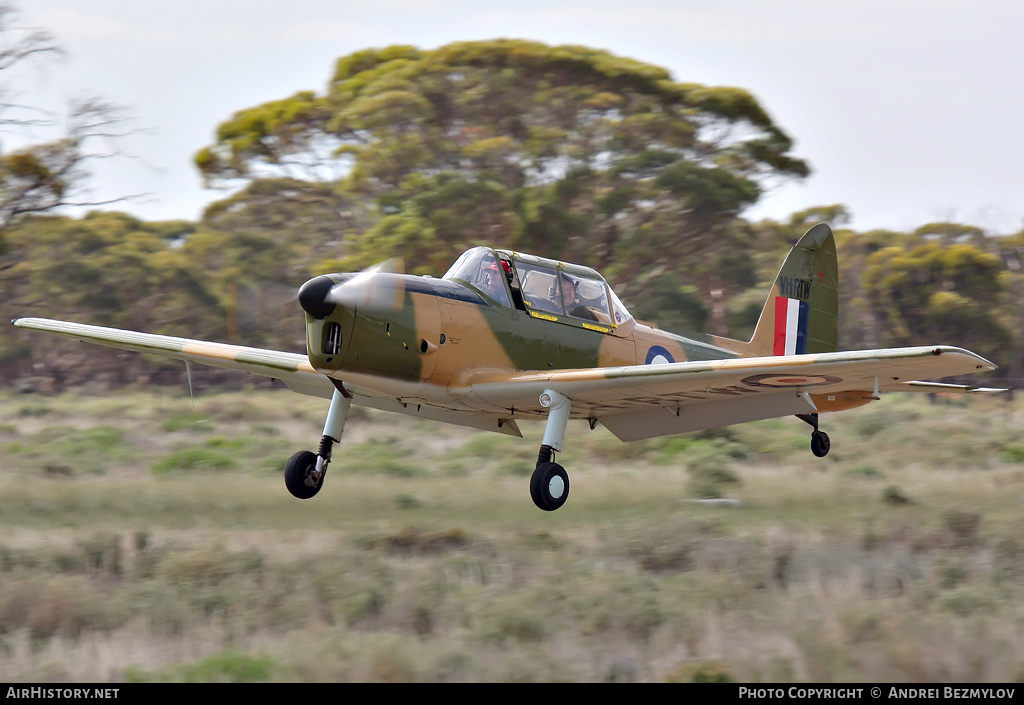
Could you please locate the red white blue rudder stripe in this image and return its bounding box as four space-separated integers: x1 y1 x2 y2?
773 297 809 355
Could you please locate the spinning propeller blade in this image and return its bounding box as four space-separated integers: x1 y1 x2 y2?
324 257 406 312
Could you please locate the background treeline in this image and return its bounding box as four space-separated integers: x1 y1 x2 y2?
3 39 1022 390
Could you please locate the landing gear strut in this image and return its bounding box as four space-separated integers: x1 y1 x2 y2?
530 389 572 511
285 385 352 499
797 412 831 458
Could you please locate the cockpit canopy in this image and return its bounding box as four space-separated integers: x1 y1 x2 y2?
442 247 633 327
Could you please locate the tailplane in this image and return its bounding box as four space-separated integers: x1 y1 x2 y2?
712 223 838 356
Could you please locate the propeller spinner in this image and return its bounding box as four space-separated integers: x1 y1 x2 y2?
298 257 406 320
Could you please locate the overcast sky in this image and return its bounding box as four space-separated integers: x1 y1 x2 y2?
10 0 1024 234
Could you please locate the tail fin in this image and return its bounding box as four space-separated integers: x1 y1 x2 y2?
713 223 838 356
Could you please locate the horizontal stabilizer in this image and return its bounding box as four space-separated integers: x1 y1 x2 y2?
899 380 1007 394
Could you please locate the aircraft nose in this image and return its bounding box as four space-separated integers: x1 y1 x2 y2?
298 275 337 319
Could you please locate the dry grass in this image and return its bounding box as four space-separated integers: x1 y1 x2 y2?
1 388 1023 681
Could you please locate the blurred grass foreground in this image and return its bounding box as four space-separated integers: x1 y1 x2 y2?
1 388 1023 682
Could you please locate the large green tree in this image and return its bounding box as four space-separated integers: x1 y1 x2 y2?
184 178 365 347
862 238 1011 367
196 40 809 326
2 212 221 387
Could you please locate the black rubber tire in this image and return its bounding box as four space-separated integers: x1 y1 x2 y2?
530 462 570 511
285 450 322 499
811 430 831 458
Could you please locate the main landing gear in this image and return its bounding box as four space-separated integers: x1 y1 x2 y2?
530 389 572 511
285 385 352 499
797 412 831 458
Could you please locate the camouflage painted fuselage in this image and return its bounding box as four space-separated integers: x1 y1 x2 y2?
303 248 748 416
299 226 865 422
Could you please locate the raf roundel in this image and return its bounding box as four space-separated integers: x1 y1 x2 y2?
645 346 675 365
740 373 843 388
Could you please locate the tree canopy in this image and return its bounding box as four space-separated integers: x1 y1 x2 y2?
863 238 1011 365
196 40 809 292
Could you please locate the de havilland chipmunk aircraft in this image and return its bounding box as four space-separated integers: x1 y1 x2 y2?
12 224 1003 511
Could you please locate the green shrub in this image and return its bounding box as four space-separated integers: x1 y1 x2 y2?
844 464 884 480
882 485 911 505
180 650 274 682
126 651 275 682
161 413 214 433
151 448 237 473
666 660 734 683
999 444 1024 463
395 493 423 509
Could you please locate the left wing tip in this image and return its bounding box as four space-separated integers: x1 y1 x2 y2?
13 317 44 330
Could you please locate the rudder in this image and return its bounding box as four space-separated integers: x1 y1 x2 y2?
714 223 838 357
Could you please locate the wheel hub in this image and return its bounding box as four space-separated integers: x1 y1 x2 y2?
548 476 565 499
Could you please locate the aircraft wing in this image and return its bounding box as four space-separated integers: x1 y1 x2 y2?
11 317 524 436
13 318 999 442
460 346 1002 441
12 317 334 397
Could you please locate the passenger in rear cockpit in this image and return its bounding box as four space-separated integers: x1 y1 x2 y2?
558 274 598 321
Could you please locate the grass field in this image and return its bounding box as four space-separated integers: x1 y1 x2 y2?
1 386 1023 682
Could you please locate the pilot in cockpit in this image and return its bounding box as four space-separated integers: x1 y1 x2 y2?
481 259 512 300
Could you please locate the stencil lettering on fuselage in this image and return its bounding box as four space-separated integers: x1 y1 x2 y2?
778 276 812 300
